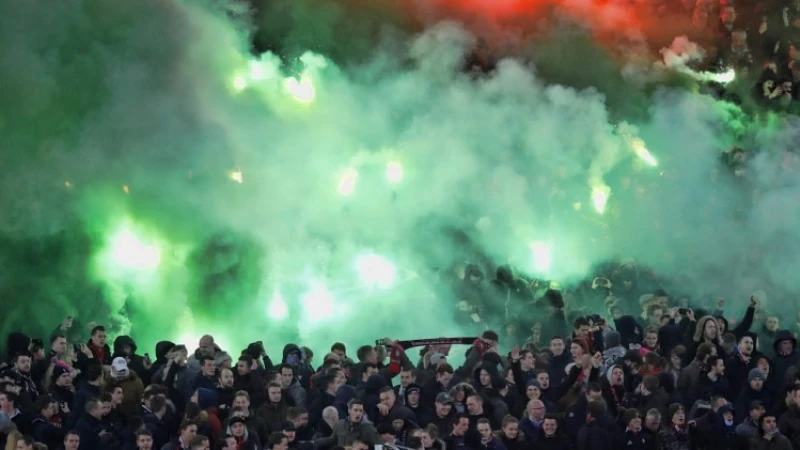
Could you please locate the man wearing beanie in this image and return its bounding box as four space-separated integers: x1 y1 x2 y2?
734 369 770 421
615 409 649 450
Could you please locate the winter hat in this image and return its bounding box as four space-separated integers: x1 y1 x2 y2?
748 368 765 382
111 357 129 380
280 421 297 432
52 362 71 380
429 353 447 366
196 388 218 410
623 408 640 425
668 403 684 419
377 424 396 436
435 392 454 405
605 330 622 349
229 416 246 426
0 412 12 433
526 379 541 389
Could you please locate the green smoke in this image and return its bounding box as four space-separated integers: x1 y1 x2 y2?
1 0 799 357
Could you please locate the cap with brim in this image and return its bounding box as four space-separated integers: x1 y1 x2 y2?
436 392 454 405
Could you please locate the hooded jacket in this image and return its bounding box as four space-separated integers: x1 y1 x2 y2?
112 335 150 385
772 330 799 383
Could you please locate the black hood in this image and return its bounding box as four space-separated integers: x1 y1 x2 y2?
614 316 642 349
773 330 796 353
155 341 176 361
113 335 138 356
283 344 301 362
5 332 30 360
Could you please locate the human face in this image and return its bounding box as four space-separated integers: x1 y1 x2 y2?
763 416 777 433
362 367 378 382
268 386 282 403
421 432 434 448
219 368 234 388
503 422 519 439
757 358 770 374
101 401 112 416
543 418 557 436
379 390 396 409
233 395 249 410
670 354 682 369
437 372 453 386
113 387 124 405
649 309 664 325
400 371 414 387
611 367 624 385
435 402 451 417
714 359 725 375
15 356 31 373
766 317 779 332
199 337 215 356
202 359 216 377
477 423 492 439
570 343 583 360
408 390 420 406
644 333 658 349
479 370 491 387
521 352 535 369
575 325 590 338
237 360 250 375
453 418 469 435
52 337 68 355
628 416 642 431
780 341 794 355
550 339 564 356
466 397 481 414
231 422 245 437
528 401 545 420
526 385 540 400
137 435 153 450
672 409 685 425
536 372 549 389
0 393 12 411
64 434 80 450
280 367 294 387
349 404 364 422
57 372 72 387
181 425 197 442
645 415 660 430
364 350 378 364
722 6 737 25
92 330 107 347
703 320 717 341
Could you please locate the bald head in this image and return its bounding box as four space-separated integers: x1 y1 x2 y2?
199 335 216 356
527 400 545 420
322 406 339 425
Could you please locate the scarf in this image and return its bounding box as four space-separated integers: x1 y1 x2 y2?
673 424 687 435
90 343 107 365
764 428 780 439
388 343 407 375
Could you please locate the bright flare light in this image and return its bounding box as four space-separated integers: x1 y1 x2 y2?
631 138 658 167
386 161 404 184
355 253 397 290
682 67 736 84
232 75 248 93
109 227 161 270
591 184 611 215
529 241 552 273
302 282 335 322
229 169 244 184
267 291 288 320
284 74 316 104
337 168 358 196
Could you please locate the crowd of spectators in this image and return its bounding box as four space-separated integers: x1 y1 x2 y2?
1 267 799 450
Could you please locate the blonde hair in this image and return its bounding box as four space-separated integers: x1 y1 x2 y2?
4 430 22 450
